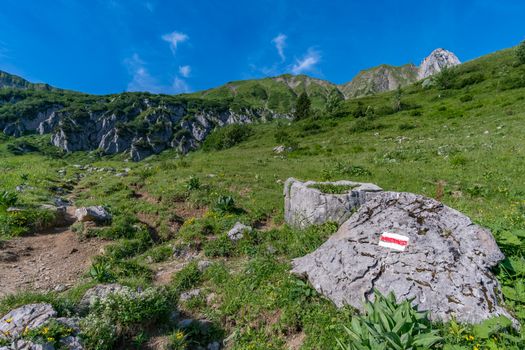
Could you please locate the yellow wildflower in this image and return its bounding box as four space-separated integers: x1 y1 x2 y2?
175 330 184 340
42 327 49 335
47 337 55 342
5 318 12 323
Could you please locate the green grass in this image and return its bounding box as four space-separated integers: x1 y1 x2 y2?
1 46 525 348
307 183 357 194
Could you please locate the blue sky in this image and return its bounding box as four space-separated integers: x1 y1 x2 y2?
1 0 524 95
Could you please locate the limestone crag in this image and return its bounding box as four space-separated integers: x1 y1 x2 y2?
291 191 515 325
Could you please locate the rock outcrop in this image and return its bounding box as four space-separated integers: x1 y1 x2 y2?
291 191 514 325
418 48 461 80
0 303 83 350
339 48 461 98
284 178 382 229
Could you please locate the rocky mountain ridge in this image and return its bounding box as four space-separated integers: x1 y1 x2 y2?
0 48 460 160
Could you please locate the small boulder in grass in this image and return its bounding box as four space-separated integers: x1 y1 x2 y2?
227 222 252 241
74 206 111 224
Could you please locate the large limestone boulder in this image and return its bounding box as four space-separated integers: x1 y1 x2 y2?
291 191 514 324
284 178 382 229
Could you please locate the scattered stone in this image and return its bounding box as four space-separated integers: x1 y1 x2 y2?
180 288 201 302
291 191 515 325
273 145 293 154
227 222 252 241
207 341 221 350
284 178 383 229
0 251 18 263
78 284 129 312
74 206 112 224
197 260 212 272
54 284 67 293
0 304 57 339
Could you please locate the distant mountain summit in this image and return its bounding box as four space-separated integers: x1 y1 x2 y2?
418 48 461 80
339 48 461 98
0 70 57 91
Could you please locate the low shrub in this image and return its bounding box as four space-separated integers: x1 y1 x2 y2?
171 261 202 292
336 291 442 350
202 124 253 151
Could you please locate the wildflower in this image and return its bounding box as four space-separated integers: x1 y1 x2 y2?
5 318 12 323
465 335 474 341
42 327 49 335
175 330 184 340
47 337 55 342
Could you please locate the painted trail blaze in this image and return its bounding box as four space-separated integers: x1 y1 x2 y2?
378 232 409 251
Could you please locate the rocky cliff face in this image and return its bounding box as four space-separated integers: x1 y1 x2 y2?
418 48 461 80
0 48 460 160
0 93 288 161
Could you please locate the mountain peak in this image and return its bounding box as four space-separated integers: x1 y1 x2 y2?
418 48 461 80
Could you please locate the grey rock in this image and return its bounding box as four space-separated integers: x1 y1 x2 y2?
291 191 515 325
78 284 129 312
273 145 292 154
59 336 84 350
284 178 382 229
418 48 461 80
7 340 54 350
207 341 221 350
74 206 111 224
197 260 212 272
180 288 201 302
0 304 57 339
227 222 252 241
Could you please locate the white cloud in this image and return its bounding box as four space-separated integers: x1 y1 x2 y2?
172 77 190 93
124 53 191 94
291 49 321 74
145 2 154 12
272 33 287 62
178 65 191 78
161 31 189 55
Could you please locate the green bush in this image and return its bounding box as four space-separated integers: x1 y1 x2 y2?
336 291 442 350
186 176 201 191
202 124 253 151
204 235 235 257
82 286 172 348
0 191 18 208
171 262 202 292
214 195 236 213
516 40 525 64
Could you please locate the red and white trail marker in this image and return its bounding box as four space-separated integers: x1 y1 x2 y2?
378 232 409 251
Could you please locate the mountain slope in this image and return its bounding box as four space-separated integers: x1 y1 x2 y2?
0 48 461 161
0 70 57 91
339 48 460 98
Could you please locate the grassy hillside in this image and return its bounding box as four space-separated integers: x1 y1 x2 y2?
1 47 525 349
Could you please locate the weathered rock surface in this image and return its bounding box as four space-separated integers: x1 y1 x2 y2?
0 304 56 339
284 178 382 229
227 222 252 241
291 191 514 324
418 48 461 80
74 206 111 224
0 304 83 350
78 283 130 312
